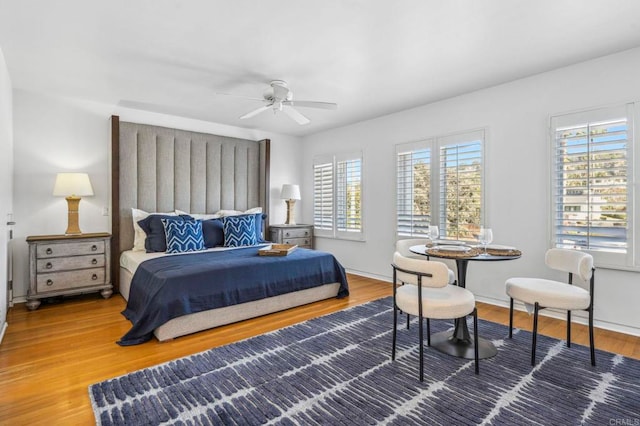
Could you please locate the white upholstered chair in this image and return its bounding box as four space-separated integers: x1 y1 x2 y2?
395 239 456 284
394 239 457 330
392 251 479 381
505 248 595 366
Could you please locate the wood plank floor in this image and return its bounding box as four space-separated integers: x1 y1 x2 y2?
1 273 638 424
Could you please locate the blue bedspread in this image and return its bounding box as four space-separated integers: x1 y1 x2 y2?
118 247 349 345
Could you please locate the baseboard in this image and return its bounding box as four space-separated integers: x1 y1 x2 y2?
346 272 640 337
345 268 392 283
0 321 7 345
11 295 26 304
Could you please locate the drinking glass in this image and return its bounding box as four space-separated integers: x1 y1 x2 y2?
478 227 493 255
429 225 439 241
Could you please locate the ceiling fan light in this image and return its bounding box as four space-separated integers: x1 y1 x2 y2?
233 80 336 125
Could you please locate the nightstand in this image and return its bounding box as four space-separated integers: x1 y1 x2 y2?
269 224 314 249
26 232 112 310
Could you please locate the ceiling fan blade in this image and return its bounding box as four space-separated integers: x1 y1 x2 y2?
282 106 310 125
283 100 338 110
240 105 271 120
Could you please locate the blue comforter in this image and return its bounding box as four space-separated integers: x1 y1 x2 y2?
119 247 349 345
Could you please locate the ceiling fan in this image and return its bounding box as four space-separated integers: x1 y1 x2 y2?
221 80 337 125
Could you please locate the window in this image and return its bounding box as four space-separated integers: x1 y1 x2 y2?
396 130 484 240
313 152 363 239
397 144 431 236
551 103 638 269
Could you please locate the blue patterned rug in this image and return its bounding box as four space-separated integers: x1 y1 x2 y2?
89 297 640 425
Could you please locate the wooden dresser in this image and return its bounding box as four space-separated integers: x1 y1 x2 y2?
269 224 314 249
26 233 112 310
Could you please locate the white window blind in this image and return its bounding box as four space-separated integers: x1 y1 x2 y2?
313 159 333 232
551 104 635 268
396 130 484 240
336 157 362 233
313 152 363 239
396 142 432 236
439 137 483 240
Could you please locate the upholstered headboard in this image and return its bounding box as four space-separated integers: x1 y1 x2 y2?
110 116 270 288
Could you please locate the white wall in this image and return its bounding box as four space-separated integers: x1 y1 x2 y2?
301 47 640 335
11 90 303 301
0 46 13 341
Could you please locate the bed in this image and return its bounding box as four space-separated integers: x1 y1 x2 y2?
111 117 348 343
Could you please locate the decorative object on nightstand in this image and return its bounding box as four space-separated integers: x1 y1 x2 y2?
26 233 112 310
280 184 301 225
270 224 313 249
53 172 94 235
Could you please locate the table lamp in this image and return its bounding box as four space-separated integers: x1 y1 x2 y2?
53 172 94 235
280 184 301 225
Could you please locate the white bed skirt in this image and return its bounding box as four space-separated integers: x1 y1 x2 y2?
120 268 341 342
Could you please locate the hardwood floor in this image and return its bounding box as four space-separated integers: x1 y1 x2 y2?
1 273 638 424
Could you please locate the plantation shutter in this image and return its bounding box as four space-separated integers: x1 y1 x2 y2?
551 105 631 255
396 141 432 236
314 152 364 239
313 156 333 234
438 131 484 240
336 155 362 234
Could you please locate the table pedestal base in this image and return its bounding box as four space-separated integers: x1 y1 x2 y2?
430 331 497 359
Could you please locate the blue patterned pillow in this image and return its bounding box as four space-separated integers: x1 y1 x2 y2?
138 214 187 253
162 219 205 253
223 214 258 247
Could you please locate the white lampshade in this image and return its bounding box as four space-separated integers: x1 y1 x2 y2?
53 173 94 197
280 184 301 200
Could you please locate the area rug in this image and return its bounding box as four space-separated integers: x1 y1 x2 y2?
89 297 640 425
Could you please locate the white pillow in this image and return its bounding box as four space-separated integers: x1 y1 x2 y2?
131 208 176 252
174 209 222 220
216 207 263 217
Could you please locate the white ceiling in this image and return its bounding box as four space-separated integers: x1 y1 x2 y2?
1 0 640 137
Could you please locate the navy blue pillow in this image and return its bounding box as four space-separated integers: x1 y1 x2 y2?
138 214 192 252
223 214 258 247
162 219 205 253
254 213 267 242
201 218 224 248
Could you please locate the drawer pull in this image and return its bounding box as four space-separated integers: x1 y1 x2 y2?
46 248 53 255
45 262 53 269
91 245 98 252
285 232 290 237
304 231 309 236
91 258 98 265
304 240 309 245
46 279 53 286
92 274 98 280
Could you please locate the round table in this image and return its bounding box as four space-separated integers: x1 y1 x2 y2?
409 244 521 360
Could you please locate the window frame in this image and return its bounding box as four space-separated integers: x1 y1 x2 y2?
549 103 638 270
396 129 486 241
313 151 364 241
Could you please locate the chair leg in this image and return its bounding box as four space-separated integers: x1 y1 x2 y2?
392 303 398 361
589 307 596 366
566 310 571 348
508 297 514 338
473 309 479 374
531 302 539 366
406 313 410 330
426 318 431 346
419 313 424 382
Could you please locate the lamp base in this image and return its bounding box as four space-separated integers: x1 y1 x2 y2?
65 196 82 235
285 199 296 225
